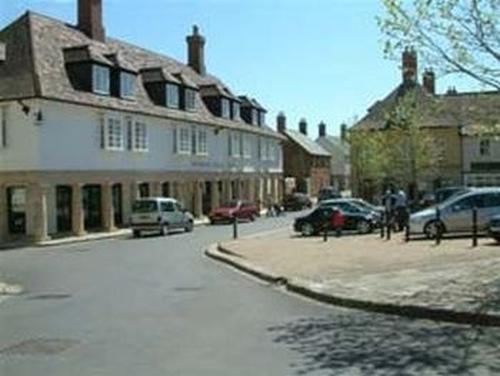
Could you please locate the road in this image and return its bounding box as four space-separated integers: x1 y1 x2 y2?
1 213 500 376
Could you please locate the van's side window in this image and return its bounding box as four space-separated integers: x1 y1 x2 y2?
482 193 500 208
161 202 175 212
175 202 183 212
452 196 475 211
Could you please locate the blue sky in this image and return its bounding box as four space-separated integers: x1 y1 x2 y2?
0 0 480 137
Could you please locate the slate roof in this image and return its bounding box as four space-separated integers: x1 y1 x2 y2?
316 136 349 157
353 82 500 131
284 130 331 157
0 11 283 140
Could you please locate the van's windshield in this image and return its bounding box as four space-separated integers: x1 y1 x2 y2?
133 201 158 213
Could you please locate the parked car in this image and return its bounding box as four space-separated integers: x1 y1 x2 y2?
318 186 341 202
282 193 312 211
130 197 194 237
320 198 382 226
349 198 384 215
209 200 259 224
409 187 500 239
435 186 469 204
488 214 500 243
293 206 375 236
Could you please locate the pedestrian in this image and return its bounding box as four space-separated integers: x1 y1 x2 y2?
382 189 395 231
331 207 345 237
394 189 408 232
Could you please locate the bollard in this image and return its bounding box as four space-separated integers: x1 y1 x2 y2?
380 212 385 239
472 206 478 247
386 212 391 240
405 208 410 242
323 223 328 242
436 207 441 246
233 216 238 239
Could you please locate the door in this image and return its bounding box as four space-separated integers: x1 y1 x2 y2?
478 193 500 230
160 201 178 228
83 185 102 230
138 183 150 198
7 187 26 235
56 185 72 233
202 182 211 215
162 182 170 198
112 184 123 227
444 195 475 232
174 201 186 227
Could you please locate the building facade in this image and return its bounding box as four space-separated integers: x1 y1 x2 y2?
0 0 284 243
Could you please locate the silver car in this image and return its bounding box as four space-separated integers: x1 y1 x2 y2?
410 188 500 238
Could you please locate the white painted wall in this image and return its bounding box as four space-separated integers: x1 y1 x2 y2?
2 99 283 174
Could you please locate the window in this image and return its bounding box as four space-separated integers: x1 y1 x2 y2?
134 121 148 151
177 127 191 154
259 111 266 126
185 89 197 111
221 98 231 119
166 84 180 109
126 117 133 150
229 132 241 157
479 139 490 156
232 102 241 120
120 72 135 99
93 65 110 94
106 116 123 150
161 201 175 212
243 134 251 158
197 129 208 155
251 109 259 125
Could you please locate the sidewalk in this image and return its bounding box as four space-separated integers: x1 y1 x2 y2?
207 228 500 326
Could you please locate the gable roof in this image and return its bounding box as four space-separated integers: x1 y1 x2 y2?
0 11 284 140
316 135 349 156
284 130 331 157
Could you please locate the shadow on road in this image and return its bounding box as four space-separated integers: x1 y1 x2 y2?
268 312 500 375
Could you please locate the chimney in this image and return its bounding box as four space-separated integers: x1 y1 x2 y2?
299 118 307 135
422 69 435 94
402 47 417 84
318 122 326 138
187 25 206 75
277 112 286 133
340 123 348 142
78 0 105 42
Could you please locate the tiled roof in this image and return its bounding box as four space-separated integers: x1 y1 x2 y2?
0 11 284 140
284 130 331 157
353 82 500 131
316 136 349 157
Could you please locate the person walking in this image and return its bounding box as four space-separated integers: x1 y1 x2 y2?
395 189 408 232
382 189 395 231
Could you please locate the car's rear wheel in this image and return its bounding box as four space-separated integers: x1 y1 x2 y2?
357 219 371 234
185 220 194 233
424 220 445 239
160 224 169 236
133 230 141 238
301 223 315 237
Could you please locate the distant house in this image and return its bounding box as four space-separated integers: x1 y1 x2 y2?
351 47 500 199
315 122 350 192
277 114 331 198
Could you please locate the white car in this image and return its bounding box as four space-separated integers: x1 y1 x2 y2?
130 197 194 237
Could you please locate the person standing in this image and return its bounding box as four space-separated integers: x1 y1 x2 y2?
394 189 408 231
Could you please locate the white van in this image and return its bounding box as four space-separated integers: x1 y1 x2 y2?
130 198 194 237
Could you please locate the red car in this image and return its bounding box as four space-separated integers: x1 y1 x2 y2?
209 200 259 224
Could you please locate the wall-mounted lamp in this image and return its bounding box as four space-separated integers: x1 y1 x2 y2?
35 110 44 126
214 126 222 135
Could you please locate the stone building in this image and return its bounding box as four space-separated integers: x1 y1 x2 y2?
278 114 331 197
0 0 284 243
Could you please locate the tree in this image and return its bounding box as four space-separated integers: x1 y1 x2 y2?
378 0 500 90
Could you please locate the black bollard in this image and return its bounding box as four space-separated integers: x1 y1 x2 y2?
386 212 391 240
233 216 238 239
323 223 328 242
472 206 478 247
380 212 385 239
436 207 441 246
405 208 410 242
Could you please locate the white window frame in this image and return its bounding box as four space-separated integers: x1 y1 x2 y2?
243 134 251 159
251 109 259 126
221 98 231 119
133 121 148 152
177 126 191 155
197 128 208 156
259 111 266 126
185 89 197 111
230 131 241 158
93 65 110 95
479 139 490 156
166 83 180 109
232 102 241 120
105 115 123 151
120 72 136 99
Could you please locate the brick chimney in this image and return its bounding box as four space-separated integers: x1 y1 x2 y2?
277 112 286 133
318 122 326 138
422 69 435 94
187 25 206 75
402 47 417 84
78 0 105 42
299 118 307 136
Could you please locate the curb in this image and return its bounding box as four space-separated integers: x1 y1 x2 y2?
206 243 500 327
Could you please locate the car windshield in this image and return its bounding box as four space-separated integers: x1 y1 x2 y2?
132 200 158 213
352 199 377 211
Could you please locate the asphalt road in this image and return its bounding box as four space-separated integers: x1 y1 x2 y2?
1 213 500 376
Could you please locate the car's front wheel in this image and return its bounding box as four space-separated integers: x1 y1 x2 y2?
185 220 194 233
301 223 315 237
133 230 141 238
160 223 169 236
424 220 445 239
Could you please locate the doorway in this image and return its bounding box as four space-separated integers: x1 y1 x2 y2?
83 185 102 230
138 183 150 198
56 185 72 233
112 184 123 227
7 187 26 235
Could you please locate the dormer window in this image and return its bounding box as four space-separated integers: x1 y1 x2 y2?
259 111 266 126
120 72 136 99
251 108 259 126
166 83 180 109
221 98 231 119
232 102 241 120
93 65 110 95
185 89 197 111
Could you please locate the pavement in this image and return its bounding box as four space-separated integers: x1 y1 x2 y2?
2 213 500 375
207 227 500 326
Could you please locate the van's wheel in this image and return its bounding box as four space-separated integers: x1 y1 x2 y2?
160 224 169 236
424 220 445 239
133 230 141 238
185 220 194 233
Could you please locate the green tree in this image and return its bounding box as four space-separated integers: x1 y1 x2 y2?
378 0 500 90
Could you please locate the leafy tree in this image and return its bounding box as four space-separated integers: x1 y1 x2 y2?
378 0 500 90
